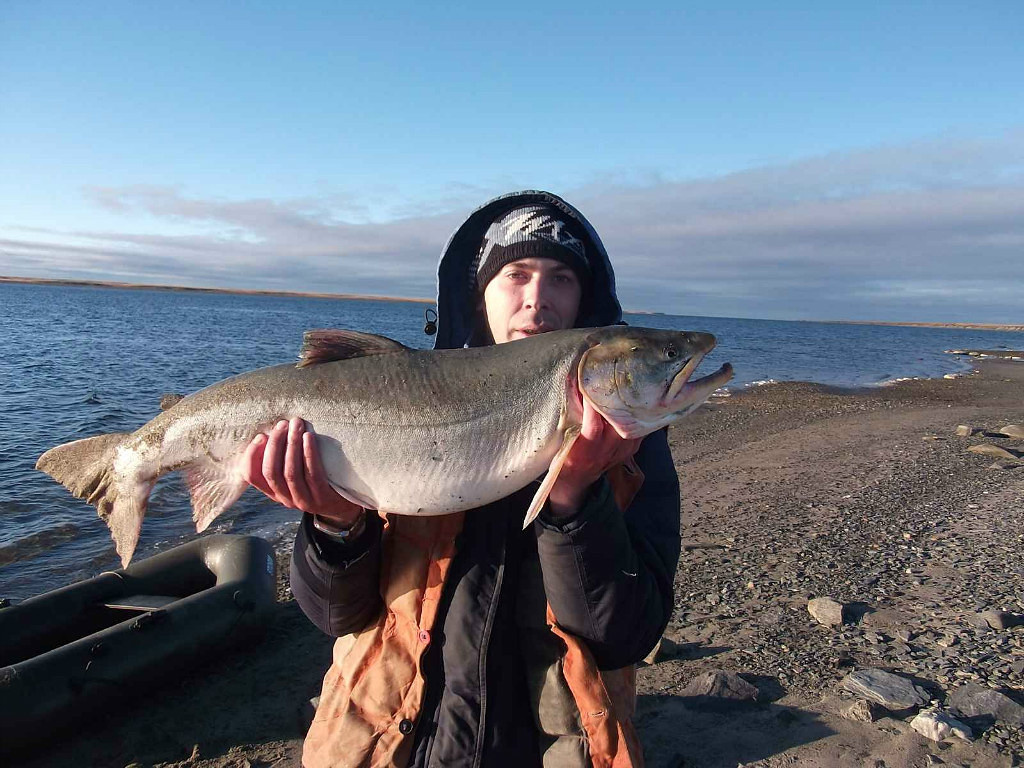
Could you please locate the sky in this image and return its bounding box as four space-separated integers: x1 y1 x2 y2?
1 1 1022 322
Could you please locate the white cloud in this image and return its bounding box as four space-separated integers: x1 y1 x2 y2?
2 130 1023 322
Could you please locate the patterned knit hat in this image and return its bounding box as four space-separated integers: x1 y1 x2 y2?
471 204 591 292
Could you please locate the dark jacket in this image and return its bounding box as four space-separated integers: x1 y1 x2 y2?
292 191 681 767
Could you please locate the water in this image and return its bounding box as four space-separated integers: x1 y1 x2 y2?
2 282 1022 601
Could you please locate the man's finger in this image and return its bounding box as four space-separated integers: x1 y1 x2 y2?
262 420 292 506
579 397 604 441
302 431 332 509
284 417 314 511
243 433 274 497
302 428 344 509
303 430 364 523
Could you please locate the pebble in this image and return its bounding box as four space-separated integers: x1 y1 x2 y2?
987 459 1023 471
978 610 1024 630
842 698 884 722
842 668 929 710
948 683 1024 726
911 709 973 742
807 597 846 626
681 670 760 703
967 444 1020 460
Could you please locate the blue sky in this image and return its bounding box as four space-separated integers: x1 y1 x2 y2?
2 1 1022 321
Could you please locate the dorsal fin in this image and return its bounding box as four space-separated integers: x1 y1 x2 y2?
159 393 185 411
297 329 409 368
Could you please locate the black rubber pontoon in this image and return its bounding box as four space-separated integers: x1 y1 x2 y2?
0 534 276 756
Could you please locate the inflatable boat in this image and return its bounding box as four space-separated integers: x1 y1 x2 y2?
0 534 276 756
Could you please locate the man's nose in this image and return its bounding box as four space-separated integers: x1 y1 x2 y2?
523 277 550 309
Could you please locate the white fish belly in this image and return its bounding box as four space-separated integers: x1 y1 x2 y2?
313 413 564 514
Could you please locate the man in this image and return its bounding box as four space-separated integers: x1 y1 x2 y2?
243 191 681 767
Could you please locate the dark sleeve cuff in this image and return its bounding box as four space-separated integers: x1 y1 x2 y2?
290 512 384 637
303 511 379 567
536 476 614 532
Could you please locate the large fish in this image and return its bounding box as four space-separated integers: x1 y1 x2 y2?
37 326 732 566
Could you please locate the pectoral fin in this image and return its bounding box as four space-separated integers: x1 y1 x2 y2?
326 480 376 510
184 455 250 533
522 425 582 529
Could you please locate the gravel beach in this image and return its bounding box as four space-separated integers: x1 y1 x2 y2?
19 359 1024 768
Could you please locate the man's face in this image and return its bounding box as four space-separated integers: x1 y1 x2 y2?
482 257 583 344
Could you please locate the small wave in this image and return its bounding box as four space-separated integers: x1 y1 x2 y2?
745 379 779 388
0 522 81 567
878 376 922 386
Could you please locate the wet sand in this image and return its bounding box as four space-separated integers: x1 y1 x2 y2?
17 360 1024 768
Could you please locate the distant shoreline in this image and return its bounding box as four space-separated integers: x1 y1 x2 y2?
0 275 433 305
2 275 1020 330
821 319 1024 332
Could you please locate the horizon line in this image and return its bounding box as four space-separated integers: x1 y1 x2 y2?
2 274 1021 333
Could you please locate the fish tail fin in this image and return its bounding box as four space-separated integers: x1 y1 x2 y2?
183 455 250 533
37 432 152 567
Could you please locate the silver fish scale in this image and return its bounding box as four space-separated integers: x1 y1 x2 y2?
140 331 586 515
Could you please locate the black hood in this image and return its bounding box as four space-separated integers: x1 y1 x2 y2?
432 190 623 350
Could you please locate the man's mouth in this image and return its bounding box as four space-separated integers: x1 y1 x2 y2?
514 326 550 336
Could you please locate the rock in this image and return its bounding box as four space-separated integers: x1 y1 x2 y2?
808 597 847 626
842 668 929 710
999 424 1024 439
955 425 979 437
681 670 759 703
842 698 884 722
948 683 1024 725
967 443 1020 460
977 610 1024 630
987 459 1023 471
910 709 973 742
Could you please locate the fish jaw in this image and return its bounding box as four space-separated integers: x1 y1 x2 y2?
579 327 733 439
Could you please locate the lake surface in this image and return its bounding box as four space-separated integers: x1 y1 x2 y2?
2 282 1022 600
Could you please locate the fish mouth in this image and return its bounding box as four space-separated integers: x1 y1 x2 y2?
664 355 734 406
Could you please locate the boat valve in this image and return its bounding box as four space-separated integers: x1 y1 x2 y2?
233 589 255 610
131 611 167 631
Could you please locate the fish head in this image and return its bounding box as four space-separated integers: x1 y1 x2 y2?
578 327 733 439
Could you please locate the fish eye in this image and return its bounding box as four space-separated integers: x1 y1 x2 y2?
664 346 678 359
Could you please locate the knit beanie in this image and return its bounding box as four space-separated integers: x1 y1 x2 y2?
471 204 591 293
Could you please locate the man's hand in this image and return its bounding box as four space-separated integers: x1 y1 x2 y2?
546 397 641 518
242 417 364 527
